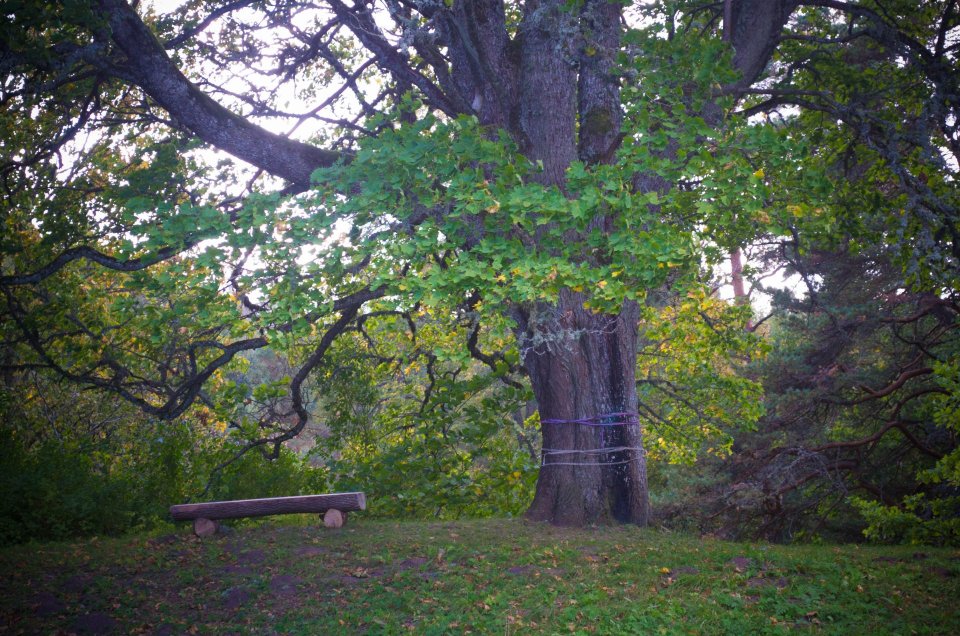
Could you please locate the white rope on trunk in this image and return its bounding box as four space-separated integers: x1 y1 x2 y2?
540 446 646 467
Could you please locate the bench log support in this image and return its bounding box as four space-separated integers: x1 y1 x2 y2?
193 518 219 537
323 509 347 528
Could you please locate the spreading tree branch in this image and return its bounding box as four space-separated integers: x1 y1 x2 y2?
97 0 340 188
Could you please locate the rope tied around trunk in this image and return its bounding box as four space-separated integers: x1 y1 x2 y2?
540 411 639 426
539 412 643 466
540 446 646 467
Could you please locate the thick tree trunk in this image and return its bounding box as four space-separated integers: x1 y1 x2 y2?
514 295 648 525
502 1 649 526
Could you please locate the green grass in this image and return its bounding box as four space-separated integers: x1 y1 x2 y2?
1 518 957 634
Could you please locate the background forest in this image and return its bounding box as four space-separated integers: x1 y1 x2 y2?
1 0 958 546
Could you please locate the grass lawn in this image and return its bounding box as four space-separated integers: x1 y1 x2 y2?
0 518 957 634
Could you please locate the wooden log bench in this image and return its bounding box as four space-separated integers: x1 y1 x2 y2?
169 492 366 536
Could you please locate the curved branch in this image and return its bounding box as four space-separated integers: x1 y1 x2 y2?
3 280 269 418
812 419 944 459
0 244 188 287
97 0 340 188
466 320 523 389
163 0 261 49
325 0 461 117
853 367 933 403
279 306 362 452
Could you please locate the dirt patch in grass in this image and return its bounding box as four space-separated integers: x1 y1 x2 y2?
29 591 65 617
147 534 178 547
668 566 700 577
70 611 117 634
221 586 252 610
929 566 954 578
60 573 94 594
396 556 429 570
745 575 789 589
269 574 301 596
295 545 329 557
727 556 753 572
233 548 266 564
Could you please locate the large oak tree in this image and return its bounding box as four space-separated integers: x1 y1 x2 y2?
2 1 956 526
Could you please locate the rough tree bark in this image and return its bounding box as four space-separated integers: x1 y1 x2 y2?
514 297 648 525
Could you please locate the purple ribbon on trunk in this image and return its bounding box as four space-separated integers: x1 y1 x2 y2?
540 412 639 426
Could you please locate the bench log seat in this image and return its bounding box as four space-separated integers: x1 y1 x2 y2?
170 492 365 535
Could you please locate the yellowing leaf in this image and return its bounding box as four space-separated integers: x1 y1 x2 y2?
753 168 765 179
